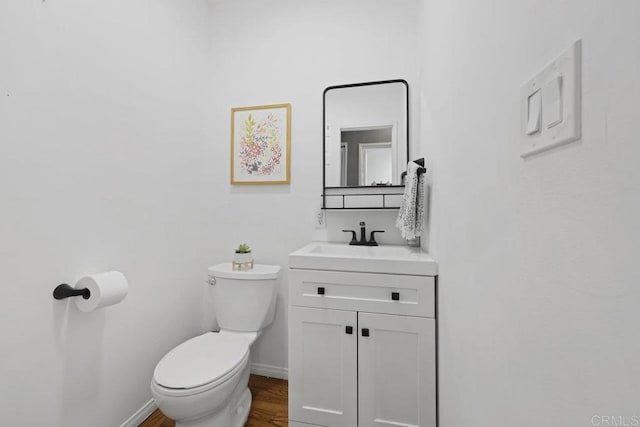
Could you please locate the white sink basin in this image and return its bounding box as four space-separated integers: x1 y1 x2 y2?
289 242 437 276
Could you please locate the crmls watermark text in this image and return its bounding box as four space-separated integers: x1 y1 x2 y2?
592 415 640 426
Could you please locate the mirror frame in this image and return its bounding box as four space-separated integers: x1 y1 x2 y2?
322 79 410 193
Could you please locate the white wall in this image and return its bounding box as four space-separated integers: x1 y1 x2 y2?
0 0 421 424
0 1 215 425
418 1 640 425
205 0 420 374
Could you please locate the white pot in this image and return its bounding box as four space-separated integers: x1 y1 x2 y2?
233 252 253 264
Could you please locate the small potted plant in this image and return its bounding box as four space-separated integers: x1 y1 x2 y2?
233 243 253 269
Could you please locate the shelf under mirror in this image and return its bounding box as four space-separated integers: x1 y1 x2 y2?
322 186 405 210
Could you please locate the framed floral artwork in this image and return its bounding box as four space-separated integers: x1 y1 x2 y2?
230 103 291 185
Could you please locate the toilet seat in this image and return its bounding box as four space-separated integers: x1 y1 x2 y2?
153 332 249 396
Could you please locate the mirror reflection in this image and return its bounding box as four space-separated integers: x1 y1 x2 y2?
341 127 393 186
324 80 408 188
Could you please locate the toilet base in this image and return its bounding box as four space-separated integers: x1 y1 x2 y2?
230 388 252 427
173 387 251 427
172 363 252 427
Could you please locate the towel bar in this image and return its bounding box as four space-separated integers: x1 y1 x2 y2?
400 158 427 181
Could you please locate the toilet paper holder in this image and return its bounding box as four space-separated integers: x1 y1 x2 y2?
53 283 90 300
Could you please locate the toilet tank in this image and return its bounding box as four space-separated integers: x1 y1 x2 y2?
207 263 280 332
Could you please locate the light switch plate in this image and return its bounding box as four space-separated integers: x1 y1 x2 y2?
520 40 582 158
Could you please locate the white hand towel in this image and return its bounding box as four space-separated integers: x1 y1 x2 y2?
395 161 425 240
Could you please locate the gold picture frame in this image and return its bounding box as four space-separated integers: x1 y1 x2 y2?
230 103 291 185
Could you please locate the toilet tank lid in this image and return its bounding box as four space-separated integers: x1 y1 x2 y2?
208 263 280 280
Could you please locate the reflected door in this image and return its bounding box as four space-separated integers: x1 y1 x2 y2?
359 143 393 185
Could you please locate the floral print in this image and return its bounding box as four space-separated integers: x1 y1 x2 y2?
239 113 283 176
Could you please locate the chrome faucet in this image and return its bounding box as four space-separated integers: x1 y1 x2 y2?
342 221 385 246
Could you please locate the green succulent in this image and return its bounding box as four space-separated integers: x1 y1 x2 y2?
235 243 251 254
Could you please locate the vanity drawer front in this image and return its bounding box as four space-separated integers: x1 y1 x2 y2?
289 269 434 318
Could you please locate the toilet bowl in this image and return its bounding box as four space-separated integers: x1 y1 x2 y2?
151 263 279 427
151 332 253 427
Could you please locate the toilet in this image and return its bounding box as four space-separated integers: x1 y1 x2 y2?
150 263 280 427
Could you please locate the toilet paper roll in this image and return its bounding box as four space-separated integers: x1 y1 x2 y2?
74 271 129 313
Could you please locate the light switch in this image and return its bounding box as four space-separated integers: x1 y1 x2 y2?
526 89 541 135
520 40 581 158
544 75 563 128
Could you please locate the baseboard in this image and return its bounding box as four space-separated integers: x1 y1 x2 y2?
251 362 288 380
120 398 157 427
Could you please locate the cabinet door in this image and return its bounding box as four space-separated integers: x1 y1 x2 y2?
358 313 436 427
289 306 358 427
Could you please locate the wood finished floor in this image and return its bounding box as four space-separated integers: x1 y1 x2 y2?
140 375 288 427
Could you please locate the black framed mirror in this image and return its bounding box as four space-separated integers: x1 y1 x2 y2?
322 79 409 209
323 79 409 190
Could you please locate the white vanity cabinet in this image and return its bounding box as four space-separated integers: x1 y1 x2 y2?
288 264 437 427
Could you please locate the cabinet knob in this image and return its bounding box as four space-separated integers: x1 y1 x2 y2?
317 287 325 295
345 326 353 335
391 292 400 301
361 328 370 337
